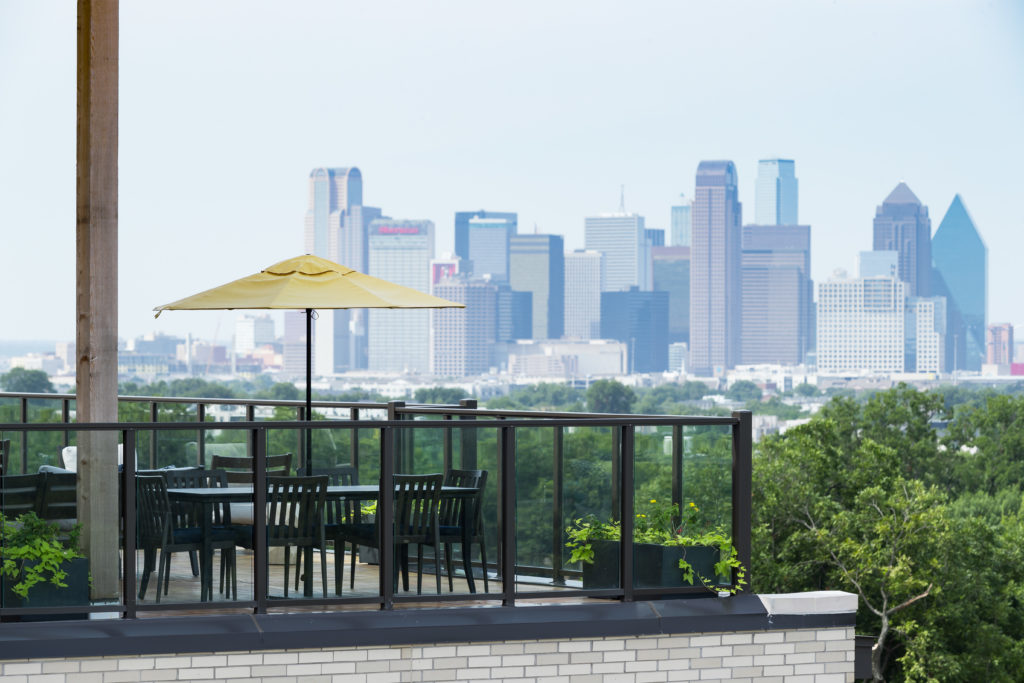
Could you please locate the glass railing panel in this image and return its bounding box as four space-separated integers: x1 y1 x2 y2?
561 424 618 591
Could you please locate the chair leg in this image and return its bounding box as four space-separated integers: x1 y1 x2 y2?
283 546 290 598
320 546 328 597
479 538 489 593
416 545 424 595
139 547 155 600
461 543 474 594
155 551 168 604
350 542 357 589
334 542 343 596
294 546 302 592
189 550 200 577
445 543 455 592
400 545 410 592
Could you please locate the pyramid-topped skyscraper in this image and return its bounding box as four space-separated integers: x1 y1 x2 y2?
932 195 987 371
873 182 931 297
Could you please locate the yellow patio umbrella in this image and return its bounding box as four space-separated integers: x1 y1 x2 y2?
154 254 465 464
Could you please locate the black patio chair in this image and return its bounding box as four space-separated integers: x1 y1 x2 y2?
135 474 236 602
296 465 359 594
234 475 329 598
330 473 443 595
210 452 292 484
162 467 237 597
0 473 44 518
439 469 488 593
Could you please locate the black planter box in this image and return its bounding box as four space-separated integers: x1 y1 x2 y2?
582 540 722 589
1 557 90 622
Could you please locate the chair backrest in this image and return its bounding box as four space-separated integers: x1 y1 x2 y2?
265 475 327 545
38 472 78 520
393 473 443 542
439 469 487 532
0 439 10 476
161 467 232 526
135 475 172 547
0 473 44 518
312 465 359 525
211 453 292 484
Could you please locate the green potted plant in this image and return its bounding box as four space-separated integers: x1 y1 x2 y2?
565 499 747 594
1 511 89 621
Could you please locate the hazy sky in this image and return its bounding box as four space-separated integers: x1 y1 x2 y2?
2 0 1022 345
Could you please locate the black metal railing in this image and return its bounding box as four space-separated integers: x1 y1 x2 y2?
0 392 751 619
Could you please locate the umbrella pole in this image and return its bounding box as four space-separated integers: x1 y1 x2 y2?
305 307 313 475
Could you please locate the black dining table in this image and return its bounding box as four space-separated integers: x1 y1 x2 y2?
166 484 479 600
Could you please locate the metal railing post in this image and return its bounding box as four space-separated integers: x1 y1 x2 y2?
459 398 477 470
442 413 453 473
500 424 516 606
149 402 158 469
20 395 28 473
253 427 268 613
671 423 683 525
122 428 137 618
732 410 752 593
196 404 206 467
551 426 565 586
380 426 395 610
387 401 405 473
350 407 360 472
610 427 621 522
62 398 71 450
619 424 635 600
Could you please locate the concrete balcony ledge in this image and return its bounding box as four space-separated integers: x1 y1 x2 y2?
759 590 858 615
0 593 857 662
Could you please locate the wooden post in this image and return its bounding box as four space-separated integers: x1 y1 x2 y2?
76 0 119 600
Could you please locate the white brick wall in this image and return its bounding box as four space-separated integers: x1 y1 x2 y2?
0 627 855 683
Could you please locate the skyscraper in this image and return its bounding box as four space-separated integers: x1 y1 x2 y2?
509 234 564 340
564 250 604 339
366 219 434 373
690 161 742 375
303 167 382 374
233 314 275 355
584 213 649 292
987 323 1013 366
906 297 946 373
755 159 798 225
670 195 692 247
600 287 669 374
431 277 498 377
872 182 931 297
454 211 517 281
932 195 987 371
740 225 812 365
817 270 905 374
651 246 690 344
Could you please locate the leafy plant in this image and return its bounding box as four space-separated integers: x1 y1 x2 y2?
565 499 747 593
0 512 84 600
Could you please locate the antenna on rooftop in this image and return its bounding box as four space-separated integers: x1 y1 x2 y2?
619 185 626 213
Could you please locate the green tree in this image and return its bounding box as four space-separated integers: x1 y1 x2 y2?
792 382 818 397
586 380 635 414
726 380 761 402
0 368 55 393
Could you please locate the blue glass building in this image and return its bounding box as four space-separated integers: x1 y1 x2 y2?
454 211 518 282
932 195 987 371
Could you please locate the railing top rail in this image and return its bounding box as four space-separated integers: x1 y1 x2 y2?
1 392 741 424
0 413 743 433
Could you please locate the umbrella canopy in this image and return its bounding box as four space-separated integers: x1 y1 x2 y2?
154 254 465 470
154 254 465 314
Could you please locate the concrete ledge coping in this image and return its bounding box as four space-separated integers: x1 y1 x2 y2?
759 590 858 615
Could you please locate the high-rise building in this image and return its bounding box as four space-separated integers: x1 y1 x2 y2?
495 285 533 342
817 270 905 375
906 297 946 373
584 213 650 292
872 182 931 297
283 311 311 377
366 219 434 373
932 195 987 372
987 323 1014 365
509 234 564 340
859 251 899 279
690 161 742 375
303 167 383 374
740 225 813 366
431 277 498 377
670 195 692 247
645 228 665 248
651 246 690 344
234 314 275 355
755 159 798 225
600 287 669 374
564 250 604 339
454 211 517 282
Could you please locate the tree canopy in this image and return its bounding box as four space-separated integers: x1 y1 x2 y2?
0 367 55 393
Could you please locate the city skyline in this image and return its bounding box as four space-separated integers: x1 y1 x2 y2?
2 1 1022 343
